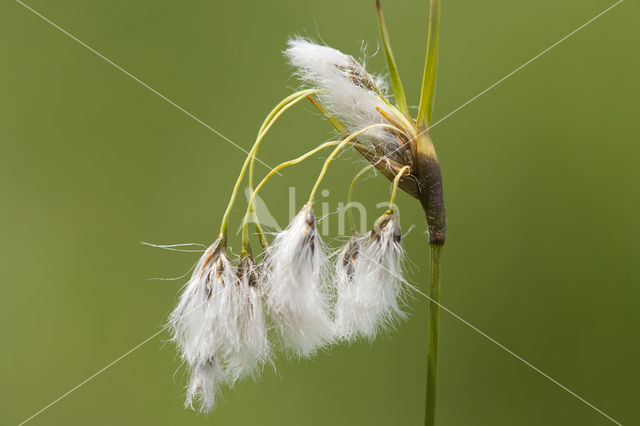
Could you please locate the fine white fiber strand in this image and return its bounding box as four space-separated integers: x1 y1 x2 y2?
335 213 408 341
147 261 198 281
284 38 403 156
263 203 334 357
141 241 207 253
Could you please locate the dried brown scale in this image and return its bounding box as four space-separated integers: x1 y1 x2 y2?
373 143 387 160
301 208 316 257
303 94 421 198
201 237 224 270
371 212 402 244
237 255 259 288
341 236 360 282
205 279 213 300
248 271 258 288
398 133 414 169
215 259 225 283
198 238 225 299
381 128 411 166
352 143 421 197
334 59 379 92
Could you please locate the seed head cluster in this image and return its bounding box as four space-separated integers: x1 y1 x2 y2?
169 39 417 412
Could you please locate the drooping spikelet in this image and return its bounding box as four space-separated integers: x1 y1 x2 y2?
168 238 240 411
228 255 270 382
285 38 410 166
335 212 407 341
285 38 387 129
263 203 334 356
333 234 363 341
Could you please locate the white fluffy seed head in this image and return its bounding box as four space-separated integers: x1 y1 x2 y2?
284 38 405 160
169 238 255 411
263 203 334 357
333 234 363 341
227 255 271 382
169 238 232 365
335 212 407 341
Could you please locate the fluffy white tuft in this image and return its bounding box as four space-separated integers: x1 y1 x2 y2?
169 240 233 366
168 239 237 411
334 213 407 341
227 256 271 382
185 357 224 412
333 234 363 340
284 38 404 159
263 203 334 356
169 239 271 411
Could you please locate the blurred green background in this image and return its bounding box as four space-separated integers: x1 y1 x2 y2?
2 0 638 425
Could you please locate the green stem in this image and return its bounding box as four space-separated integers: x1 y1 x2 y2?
240 139 374 247
247 89 318 248
346 164 374 232
425 243 442 426
307 124 395 203
388 165 410 213
219 90 317 242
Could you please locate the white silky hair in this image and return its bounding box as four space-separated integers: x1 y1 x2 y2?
263 203 334 357
284 38 403 157
168 239 260 412
333 234 363 341
227 257 271 382
185 358 224 412
334 213 407 341
169 241 231 365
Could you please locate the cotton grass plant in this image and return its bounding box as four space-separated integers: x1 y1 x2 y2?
168 1 446 424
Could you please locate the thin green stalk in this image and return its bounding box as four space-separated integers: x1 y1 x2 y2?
241 139 373 247
309 94 416 142
307 124 396 203
416 0 441 128
376 0 409 117
425 243 442 426
248 89 318 248
219 89 316 242
306 95 348 135
249 89 319 191
346 164 374 232
388 165 410 212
